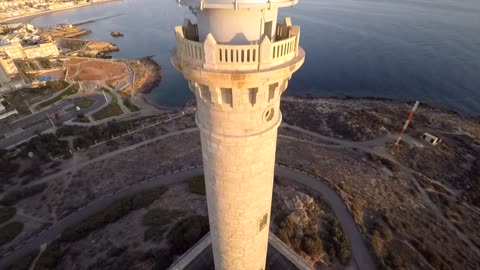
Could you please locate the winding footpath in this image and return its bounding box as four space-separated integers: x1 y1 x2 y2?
0 124 381 270
282 124 480 257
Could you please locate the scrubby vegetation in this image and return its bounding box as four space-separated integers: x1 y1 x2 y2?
367 219 414 270
92 91 123 121
274 185 351 266
38 58 52 69
281 99 400 141
34 240 63 270
62 186 168 242
142 208 185 242
36 83 79 109
87 246 172 270
7 249 39 270
18 133 69 162
0 221 24 246
72 115 91 123
45 81 70 91
277 216 327 260
74 97 95 109
0 183 47 206
167 215 209 255
123 97 140 112
0 207 16 224
324 217 351 265
366 153 400 173
0 149 20 180
188 175 206 195
57 119 134 149
35 187 168 269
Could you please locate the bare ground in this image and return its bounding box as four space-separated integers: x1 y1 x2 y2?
2 97 479 270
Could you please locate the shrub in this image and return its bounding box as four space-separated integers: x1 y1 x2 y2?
326 218 351 265
0 221 24 246
0 207 16 225
370 230 385 257
167 215 209 255
0 159 20 179
93 93 123 121
7 249 39 270
46 81 69 91
19 164 42 178
123 98 140 112
303 234 324 257
34 240 63 270
144 226 168 243
142 208 184 227
49 161 62 169
36 83 79 109
188 175 206 195
61 186 168 242
19 134 69 162
74 97 95 109
0 184 47 206
277 217 302 252
106 246 127 257
142 209 184 242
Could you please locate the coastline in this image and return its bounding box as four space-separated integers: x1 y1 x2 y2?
1 0 121 24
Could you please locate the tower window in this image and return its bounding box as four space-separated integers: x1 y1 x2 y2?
199 85 211 103
221 88 233 107
258 213 268 232
248 88 258 106
263 107 275 122
268 83 278 102
264 21 273 40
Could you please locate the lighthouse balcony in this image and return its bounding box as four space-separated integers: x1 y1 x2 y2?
173 18 301 72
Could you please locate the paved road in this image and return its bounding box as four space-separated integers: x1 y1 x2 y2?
0 165 376 270
0 94 107 149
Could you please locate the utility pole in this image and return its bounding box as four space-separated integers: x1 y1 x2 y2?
391 101 420 154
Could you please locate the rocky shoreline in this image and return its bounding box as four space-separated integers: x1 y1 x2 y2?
130 57 162 94
294 93 478 118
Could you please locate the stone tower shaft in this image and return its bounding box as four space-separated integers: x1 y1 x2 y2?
172 1 304 269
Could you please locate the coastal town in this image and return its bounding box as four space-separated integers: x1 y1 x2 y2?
0 17 163 151
0 0 115 23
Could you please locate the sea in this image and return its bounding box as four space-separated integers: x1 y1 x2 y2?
30 0 480 115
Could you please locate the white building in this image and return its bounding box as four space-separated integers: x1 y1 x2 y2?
0 42 60 60
0 52 18 78
421 133 442 145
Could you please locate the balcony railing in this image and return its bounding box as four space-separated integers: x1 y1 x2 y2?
174 17 300 71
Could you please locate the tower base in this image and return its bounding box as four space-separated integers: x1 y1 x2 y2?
169 232 313 270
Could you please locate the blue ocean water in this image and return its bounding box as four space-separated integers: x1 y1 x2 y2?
32 0 480 115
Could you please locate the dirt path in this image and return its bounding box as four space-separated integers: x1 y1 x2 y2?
283 123 480 257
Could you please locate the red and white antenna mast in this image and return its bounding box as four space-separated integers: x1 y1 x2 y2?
391 101 420 154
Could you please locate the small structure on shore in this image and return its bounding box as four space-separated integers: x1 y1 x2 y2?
421 132 442 146
111 31 124 37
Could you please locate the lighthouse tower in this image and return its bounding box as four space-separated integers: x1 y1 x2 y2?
172 0 304 269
